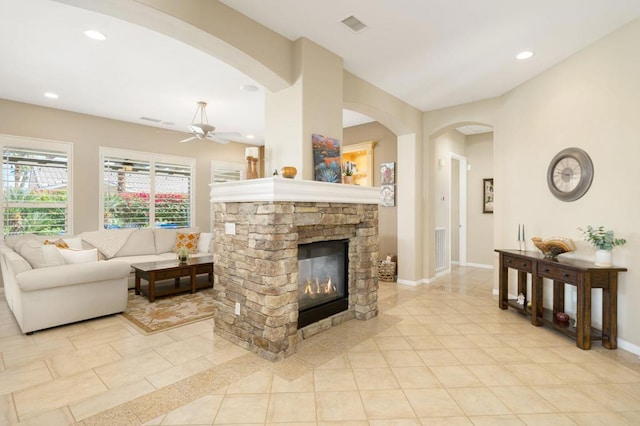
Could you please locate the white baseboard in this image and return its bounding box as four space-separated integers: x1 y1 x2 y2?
396 278 423 287
615 338 640 356
466 262 493 269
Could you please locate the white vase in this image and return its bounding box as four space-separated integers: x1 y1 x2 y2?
595 249 612 267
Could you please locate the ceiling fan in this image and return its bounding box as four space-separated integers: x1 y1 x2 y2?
179 101 240 144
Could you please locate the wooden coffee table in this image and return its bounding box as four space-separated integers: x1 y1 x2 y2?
132 256 213 302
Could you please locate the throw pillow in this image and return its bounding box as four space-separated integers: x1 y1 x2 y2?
63 237 84 250
44 238 70 249
60 248 99 264
19 240 65 269
174 232 201 254
197 232 213 253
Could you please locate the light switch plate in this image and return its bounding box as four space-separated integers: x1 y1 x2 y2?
225 222 236 235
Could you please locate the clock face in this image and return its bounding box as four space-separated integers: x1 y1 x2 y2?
547 148 593 201
552 156 581 192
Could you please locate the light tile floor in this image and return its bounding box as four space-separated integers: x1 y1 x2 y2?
1 266 640 425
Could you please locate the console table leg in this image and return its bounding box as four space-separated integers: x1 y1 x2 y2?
602 273 618 349
576 278 592 350
531 275 543 326
498 255 508 309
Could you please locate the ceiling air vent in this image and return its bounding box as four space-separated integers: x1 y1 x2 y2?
341 15 367 33
139 116 162 123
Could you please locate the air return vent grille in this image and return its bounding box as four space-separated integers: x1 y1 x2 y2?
341 15 367 33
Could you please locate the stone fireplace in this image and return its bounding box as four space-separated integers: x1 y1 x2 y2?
210 178 379 361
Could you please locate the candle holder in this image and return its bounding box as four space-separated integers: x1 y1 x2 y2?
246 156 259 179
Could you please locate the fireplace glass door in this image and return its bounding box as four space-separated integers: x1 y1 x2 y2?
298 239 348 327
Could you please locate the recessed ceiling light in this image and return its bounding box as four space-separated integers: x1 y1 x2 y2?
240 84 258 92
84 30 106 41
246 134 255 139
44 92 59 99
516 50 534 60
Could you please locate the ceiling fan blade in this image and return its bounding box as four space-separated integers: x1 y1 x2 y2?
179 135 197 143
206 134 231 144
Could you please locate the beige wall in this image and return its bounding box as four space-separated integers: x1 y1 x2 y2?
466 132 494 266
424 18 640 351
0 99 246 234
344 121 398 258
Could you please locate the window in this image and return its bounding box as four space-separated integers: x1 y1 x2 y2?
1 135 72 237
211 160 244 183
101 148 195 229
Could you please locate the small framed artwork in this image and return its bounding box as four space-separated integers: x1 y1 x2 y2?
483 178 494 213
381 185 395 207
381 162 395 185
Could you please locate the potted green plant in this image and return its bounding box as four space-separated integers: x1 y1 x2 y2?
342 166 354 184
177 246 190 263
578 225 626 266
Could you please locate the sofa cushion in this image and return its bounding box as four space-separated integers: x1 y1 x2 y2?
153 229 177 254
197 232 213 253
79 228 136 259
60 248 99 264
4 233 37 250
116 228 156 257
19 240 65 269
9 234 39 253
175 232 200 254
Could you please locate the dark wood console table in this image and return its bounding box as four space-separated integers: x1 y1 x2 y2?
496 249 626 350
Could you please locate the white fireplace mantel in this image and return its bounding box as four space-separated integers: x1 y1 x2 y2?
210 177 380 205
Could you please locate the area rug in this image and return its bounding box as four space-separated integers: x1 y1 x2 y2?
119 288 215 334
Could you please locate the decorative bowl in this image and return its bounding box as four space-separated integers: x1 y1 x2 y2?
281 166 297 179
531 237 575 259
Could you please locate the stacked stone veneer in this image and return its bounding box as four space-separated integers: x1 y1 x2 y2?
212 201 379 361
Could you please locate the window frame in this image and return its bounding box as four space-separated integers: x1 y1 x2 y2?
0 134 73 237
99 147 196 230
210 160 245 183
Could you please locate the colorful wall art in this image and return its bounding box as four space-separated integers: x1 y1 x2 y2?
312 133 341 183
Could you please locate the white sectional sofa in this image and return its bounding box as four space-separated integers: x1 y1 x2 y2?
0 227 213 334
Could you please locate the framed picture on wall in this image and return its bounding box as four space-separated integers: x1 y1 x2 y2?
483 178 494 213
380 162 395 185
381 185 395 207
312 133 341 183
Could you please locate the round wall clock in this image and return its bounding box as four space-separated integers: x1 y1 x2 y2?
546 147 594 201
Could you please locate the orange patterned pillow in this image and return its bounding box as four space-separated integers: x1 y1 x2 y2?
44 239 69 249
174 232 201 254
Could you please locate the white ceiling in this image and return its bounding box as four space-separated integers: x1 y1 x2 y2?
1 0 639 145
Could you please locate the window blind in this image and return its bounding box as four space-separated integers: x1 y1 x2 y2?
101 149 194 229
2 145 70 236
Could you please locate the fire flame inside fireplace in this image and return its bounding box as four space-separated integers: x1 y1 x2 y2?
303 276 337 296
